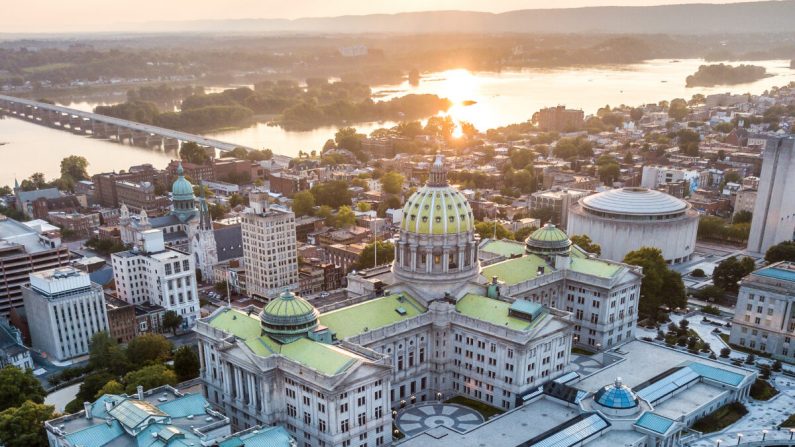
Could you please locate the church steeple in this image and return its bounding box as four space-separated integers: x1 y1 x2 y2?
197 181 213 231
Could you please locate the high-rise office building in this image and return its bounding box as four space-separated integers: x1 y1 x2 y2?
22 267 108 361
241 190 298 300
747 135 795 254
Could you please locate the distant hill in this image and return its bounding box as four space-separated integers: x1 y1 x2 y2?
137 1 795 35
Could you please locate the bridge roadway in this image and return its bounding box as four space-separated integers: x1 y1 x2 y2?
0 94 291 163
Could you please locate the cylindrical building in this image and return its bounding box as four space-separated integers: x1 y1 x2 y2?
567 187 698 264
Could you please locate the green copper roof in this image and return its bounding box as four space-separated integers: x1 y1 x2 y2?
528 224 570 243
319 293 426 339
209 309 361 375
480 240 527 258
456 294 547 331
262 291 318 319
481 254 553 285
569 258 623 278
171 163 195 199
401 185 474 235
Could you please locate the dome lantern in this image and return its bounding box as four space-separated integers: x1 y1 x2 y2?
171 161 198 222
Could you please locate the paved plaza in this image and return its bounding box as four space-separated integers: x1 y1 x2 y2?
396 403 485 437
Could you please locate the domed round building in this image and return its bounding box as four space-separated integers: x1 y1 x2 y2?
393 155 479 299
567 187 698 264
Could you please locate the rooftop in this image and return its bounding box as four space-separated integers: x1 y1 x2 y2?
456 294 547 331
753 262 795 283
479 239 526 258
634 412 676 435
481 254 552 285
581 187 687 215
319 293 426 339
208 309 364 376
569 258 623 279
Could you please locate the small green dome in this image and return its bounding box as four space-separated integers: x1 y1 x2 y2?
526 224 571 256
171 163 195 200
260 291 319 343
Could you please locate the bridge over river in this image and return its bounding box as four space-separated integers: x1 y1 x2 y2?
0 94 290 163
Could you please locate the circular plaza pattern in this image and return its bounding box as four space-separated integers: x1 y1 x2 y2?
396 403 485 437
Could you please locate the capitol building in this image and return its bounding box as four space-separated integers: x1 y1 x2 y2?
195 157 753 447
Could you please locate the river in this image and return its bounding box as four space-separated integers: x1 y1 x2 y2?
1 58 793 187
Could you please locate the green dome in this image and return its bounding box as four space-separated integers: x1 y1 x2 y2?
401 187 474 236
525 224 572 256
171 163 195 200
260 291 320 343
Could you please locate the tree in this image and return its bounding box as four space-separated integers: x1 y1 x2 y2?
60 155 89 182
126 334 172 366
570 234 601 256
311 181 352 209
630 108 644 122
353 241 395 270
695 285 725 302
335 206 356 228
173 346 200 382
720 347 731 358
380 171 404 195
0 366 45 411
623 247 686 319
209 203 227 220
668 98 689 121
229 193 246 208
0 401 54 447
75 372 115 403
745 353 756 365
291 190 315 217
356 202 372 212
180 142 210 165
513 226 537 242
692 268 706 277
554 137 593 160
732 210 752 224
676 129 700 156
529 206 557 225
123 365 178 394
88 332 129 375
597 162 620 185
765 241 795 263
95 380 125 398
475 221 513 240
162 310 183 336
713 256 755 293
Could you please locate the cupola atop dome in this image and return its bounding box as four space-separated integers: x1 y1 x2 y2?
428 154 448 186
259 291 320 344
171 162 198 223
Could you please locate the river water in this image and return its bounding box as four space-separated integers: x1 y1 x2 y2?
1 59 793 187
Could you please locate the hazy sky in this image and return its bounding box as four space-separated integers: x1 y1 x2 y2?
2 0 754 33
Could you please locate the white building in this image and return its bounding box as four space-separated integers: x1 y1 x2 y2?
241 190 298 300
22 267 109 361
729 261 795 360
195 157 574 445
640 166 701 191
747 135 795 255
567 187 699 264
112 230 200 330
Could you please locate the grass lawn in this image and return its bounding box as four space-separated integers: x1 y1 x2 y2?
750 379 779 401
691 402 748 433
782 414 795 428
445 396 504 419
571 347 595 356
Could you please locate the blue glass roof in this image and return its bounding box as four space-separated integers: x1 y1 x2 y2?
529 413 610 447
755 265 795 283
594 380 639 409
635 412 675 434
636 367 699 404
686 362 745 386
